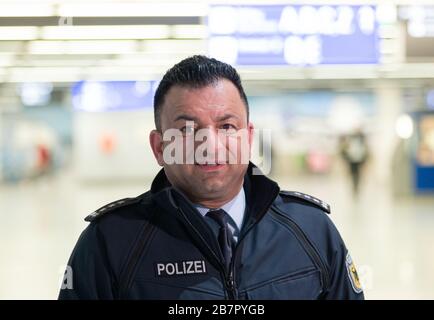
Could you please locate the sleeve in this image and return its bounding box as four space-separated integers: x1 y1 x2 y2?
323 230 365 300
58 223 116 300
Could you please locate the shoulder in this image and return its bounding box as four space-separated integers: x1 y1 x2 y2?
273 190 337 241
84 191 152 223
278 190 330 214
272 190 344 257
72 192 155 274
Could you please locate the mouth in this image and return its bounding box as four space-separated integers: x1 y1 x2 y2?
194 163 226 171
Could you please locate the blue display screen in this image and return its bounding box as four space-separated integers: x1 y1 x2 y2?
208 5 380 65
72 81 157 112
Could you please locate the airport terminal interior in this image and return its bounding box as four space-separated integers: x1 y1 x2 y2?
1 0 434 299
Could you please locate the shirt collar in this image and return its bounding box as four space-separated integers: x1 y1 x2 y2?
195 187 246 232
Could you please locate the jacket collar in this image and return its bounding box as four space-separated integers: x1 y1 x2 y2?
149 162 280 272
150 161 280 225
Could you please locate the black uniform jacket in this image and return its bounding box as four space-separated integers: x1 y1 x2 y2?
59 162 364 300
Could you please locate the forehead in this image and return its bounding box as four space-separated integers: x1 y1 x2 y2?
161 79 246 119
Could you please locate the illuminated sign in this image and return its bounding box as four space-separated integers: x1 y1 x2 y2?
208 5 380 65
399 6 434 61
72 81 157 112
399 6 434 38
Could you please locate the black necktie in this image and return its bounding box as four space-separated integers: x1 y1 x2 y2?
206 209 235 271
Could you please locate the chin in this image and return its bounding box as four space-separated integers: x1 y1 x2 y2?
199 181 226 194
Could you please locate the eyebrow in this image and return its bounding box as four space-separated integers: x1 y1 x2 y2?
174 113 240 123
216 113 240 122
173 114 198 122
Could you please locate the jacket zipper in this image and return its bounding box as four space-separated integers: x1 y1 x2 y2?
178 208 236 299
179 187 279 300
270 206 330 291
227 193 280 300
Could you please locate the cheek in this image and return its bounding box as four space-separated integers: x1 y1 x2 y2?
225 135 250 161
164 164 196 186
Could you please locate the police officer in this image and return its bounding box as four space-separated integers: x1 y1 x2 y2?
59 55 364 300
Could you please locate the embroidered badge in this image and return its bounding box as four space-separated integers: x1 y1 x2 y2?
346 253 363 294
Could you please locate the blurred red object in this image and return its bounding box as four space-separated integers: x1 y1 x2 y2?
99 132 117 155
306 151 331 173
36 143 51 170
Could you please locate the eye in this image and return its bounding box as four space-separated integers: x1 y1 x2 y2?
221 123 237 130
180 126 195 135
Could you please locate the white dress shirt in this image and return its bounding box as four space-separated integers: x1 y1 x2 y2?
194 187 246 242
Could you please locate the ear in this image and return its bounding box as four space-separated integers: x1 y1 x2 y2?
149 130 164 166
248 122 254 155
247 122 255 149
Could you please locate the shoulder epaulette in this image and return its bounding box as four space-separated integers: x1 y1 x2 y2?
85 197 141 222
279 190 331 214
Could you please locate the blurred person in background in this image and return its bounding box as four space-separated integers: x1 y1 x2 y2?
339 128 369 196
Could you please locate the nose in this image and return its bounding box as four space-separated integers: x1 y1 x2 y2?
195 127 226 164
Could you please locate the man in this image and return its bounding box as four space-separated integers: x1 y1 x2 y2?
339 129 369 196
59 55 364 300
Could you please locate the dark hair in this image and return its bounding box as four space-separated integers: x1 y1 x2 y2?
153 55 249 131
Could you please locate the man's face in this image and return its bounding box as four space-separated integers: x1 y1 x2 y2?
149 79 254 206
